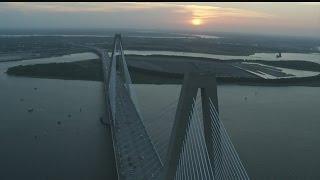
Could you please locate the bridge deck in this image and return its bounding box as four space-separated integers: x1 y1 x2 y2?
113 74 163 180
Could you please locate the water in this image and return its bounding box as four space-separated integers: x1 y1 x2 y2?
191 34 221 39
135 84 320 179
1 53 320 179
0 54 117 180
124 50 320 64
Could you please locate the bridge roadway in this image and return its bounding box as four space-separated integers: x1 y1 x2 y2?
78 42 250 180
81 45 164 179
113 74 163 180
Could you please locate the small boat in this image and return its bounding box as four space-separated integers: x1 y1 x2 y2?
27 108 34 112
276 52 282 58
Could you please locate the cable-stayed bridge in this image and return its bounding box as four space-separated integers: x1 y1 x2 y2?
100 34 250 180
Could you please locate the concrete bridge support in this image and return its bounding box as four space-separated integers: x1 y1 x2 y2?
164 72 221 180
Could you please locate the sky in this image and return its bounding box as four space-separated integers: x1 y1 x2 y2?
0 2 320 37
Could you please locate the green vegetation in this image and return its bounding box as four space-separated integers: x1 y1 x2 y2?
6 58 183 84
7 59 103 81
128 55 320 72
6 56 320 86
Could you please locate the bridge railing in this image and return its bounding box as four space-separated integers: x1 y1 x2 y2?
106 34 164 179
108 41 117 126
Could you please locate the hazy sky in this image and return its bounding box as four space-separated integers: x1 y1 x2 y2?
0 2 320 37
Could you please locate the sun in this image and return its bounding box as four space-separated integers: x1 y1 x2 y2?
191 18 203 26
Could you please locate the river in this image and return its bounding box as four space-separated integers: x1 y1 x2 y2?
0 53 117 180
135 84 320 179
1 53 320 179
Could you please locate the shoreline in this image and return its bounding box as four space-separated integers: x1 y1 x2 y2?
6 59 320 87
7 73 320 87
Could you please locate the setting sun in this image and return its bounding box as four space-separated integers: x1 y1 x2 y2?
191 18 203 26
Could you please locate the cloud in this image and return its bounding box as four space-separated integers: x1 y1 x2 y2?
4 2 274 20
1 2 318 37
4 2 174 13
297 2 320 6
180 4 274 20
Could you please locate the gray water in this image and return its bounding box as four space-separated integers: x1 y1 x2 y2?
0 54 117 180
135 84 320 179
1 53 320 179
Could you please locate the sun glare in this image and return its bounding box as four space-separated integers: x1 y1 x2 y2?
191 18 202 26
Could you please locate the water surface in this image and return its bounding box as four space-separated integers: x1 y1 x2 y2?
1 53 320 179
0 54 117 180
134 84 320 179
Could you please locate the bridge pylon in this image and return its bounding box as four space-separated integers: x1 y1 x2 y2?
110 34 133 93
164 72 220 180
108 33 136 125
